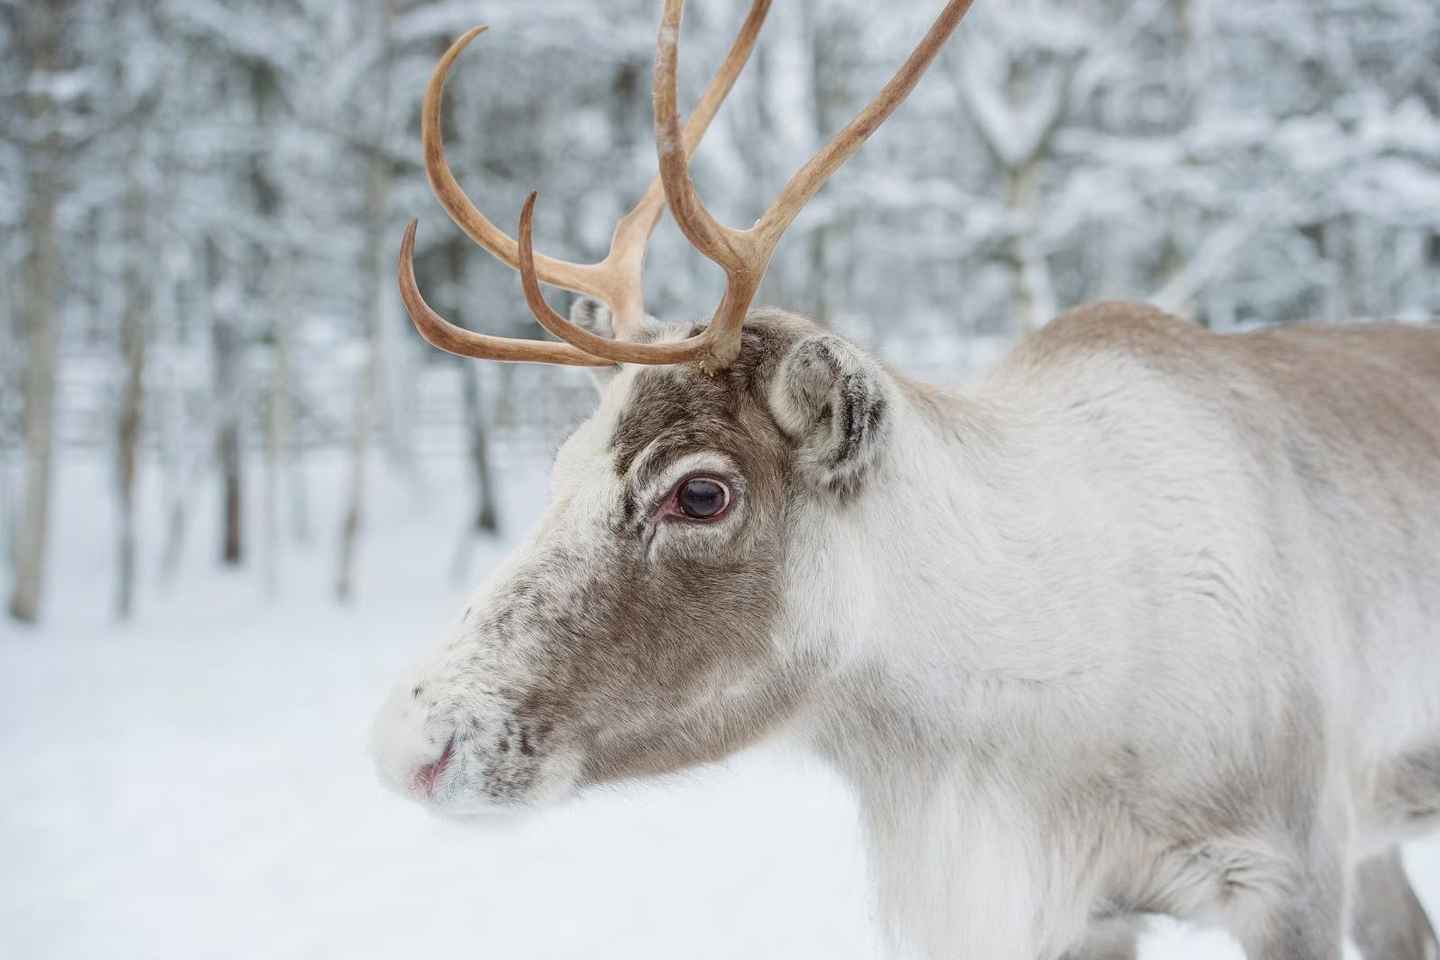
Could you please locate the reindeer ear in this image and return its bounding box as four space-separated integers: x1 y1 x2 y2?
768 334 892 498
569 297 621 390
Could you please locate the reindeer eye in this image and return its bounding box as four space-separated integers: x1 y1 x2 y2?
676 477 729 520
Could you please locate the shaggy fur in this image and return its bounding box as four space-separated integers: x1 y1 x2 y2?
374 300 1440 959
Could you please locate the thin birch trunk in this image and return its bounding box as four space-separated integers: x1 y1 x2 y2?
263 341 281 598
336 0 394 603
1 212 22 573
213 285 244 567
263 253 297 597
450 362 500 582
9 3 66 623
335 353 374 603
158 259 190 583
114 165 149 619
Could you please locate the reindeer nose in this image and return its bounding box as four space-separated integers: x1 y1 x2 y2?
411 735 457 798
370 681 457 802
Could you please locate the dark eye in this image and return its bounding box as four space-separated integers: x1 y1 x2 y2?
676 477 730 520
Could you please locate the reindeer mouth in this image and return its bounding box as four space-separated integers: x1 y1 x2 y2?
411 735 456 798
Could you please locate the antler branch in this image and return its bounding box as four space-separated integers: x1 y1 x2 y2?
399 2 772 364
398 0 973 370
653 0 978 368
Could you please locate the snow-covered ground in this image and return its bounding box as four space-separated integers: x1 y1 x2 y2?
4 451 1438 959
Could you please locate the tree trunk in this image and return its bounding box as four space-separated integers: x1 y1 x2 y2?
0 232 18 573
263 253 297 597
158 259 191 583
10 189 61 623
114 167 149 619
9 3 66 624
1004 152 1055 334
213 298 244 568
336 0 395 603
806 2 832 328
211 234 244 569
336 162 387 603
263 337 282 598
451 362 499 582
283 327 309 547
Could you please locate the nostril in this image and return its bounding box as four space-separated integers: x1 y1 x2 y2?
411 735 456 798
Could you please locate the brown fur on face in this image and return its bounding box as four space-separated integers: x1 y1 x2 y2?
385 308 896 808
470 311 829 789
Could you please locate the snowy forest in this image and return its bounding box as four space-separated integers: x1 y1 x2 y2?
2 0 1439 623
5 3 1440 959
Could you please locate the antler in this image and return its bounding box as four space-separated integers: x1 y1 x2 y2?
520 0 976 370
398 220 604 367
400 1 773 366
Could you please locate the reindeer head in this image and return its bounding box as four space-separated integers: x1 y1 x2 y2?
372 0 974 815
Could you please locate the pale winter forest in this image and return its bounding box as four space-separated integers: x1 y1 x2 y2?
4 0 1439 623
2 2 1440 958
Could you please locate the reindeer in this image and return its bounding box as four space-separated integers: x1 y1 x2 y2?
371 1 1440 957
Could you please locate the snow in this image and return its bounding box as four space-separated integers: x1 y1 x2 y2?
4 452 1440 959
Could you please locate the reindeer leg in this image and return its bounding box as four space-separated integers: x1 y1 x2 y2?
1234 845 1347 960
1350 848 1438 960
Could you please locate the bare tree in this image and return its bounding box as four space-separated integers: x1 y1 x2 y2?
0 0 1431 621
449 360 500 583
0 230 18 574
114 160 149 619
8 1 69 623
263 279 295 598
954 4 1082 332
211 245 244 568
336 0 396 603
157 254 193 584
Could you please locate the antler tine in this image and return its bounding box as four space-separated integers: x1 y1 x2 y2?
651 0 978 368
515 0 777 370
519 196 714 365
409 1 772 364
603 0 773 337
752 0 976 246
398 221 608 367
421 27 609 300
404 0 968 371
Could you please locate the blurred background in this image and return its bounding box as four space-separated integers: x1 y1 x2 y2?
2 1 1438 958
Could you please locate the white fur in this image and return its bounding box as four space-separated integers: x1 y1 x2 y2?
375 315 1440 958
777 341 1440 956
